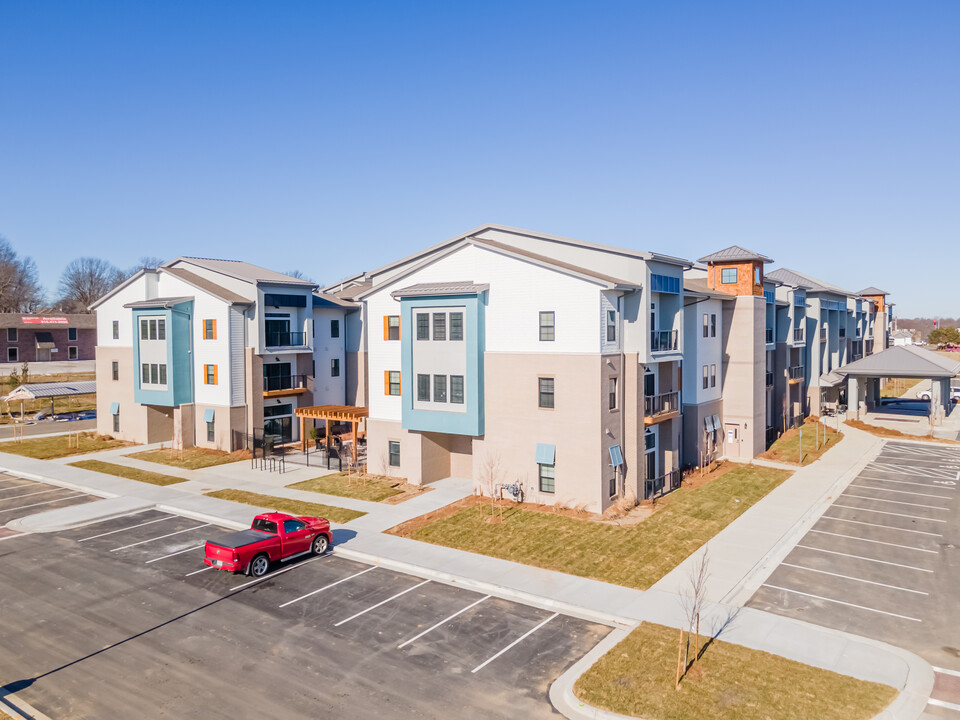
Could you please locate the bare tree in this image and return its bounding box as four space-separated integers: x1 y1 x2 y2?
678 548 711 686
476 452 503 520
126 256 165 277
57 257 125 312
284 269 315 282
0 236 44 312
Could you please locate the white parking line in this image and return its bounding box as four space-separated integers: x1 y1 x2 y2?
808 529 938 554
841 493 949 511
398 595 490 649
0 488 65 502
933 666 960 679
78 515 174 542
796 544 933 572
761 584 922 622
928 698 960 712
820 515 942 536
145 544 206 564
0 481 35 492
849 483 953 500
779 562 928 594
471 613 560 674
855 475 956 490
279 565 377 608
0 493 86 513
830 504 946 523
333 580 431 627
230 554 326 591
186 566 215 577
110 524 210 552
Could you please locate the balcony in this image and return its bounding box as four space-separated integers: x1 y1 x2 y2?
819 327 827 342
644 391 680 425
651 330 678 353
793 327 804 343
644 468 683 501
851 353 862 361
765 371 774 388
788 365 804 383
765 426 779 448
766 327 774 344
839 328 846 339
266 331 307 349
262 374 308 398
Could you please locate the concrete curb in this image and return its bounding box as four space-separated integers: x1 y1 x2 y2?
5 497 154 534
0 689 55 720
0 464 115 499
549 627 634 720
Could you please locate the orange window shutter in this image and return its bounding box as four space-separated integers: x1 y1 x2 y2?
202 323 207 340
384 370 390 395
383 316 389 341
212 319 217 339
214 365 218 385
397 318 401 340
203 365 209 384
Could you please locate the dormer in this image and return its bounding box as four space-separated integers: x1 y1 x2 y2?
698 246 773 297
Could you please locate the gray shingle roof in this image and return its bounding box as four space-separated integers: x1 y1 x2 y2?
123 296 194 309
170 258 316 287
6 381 96 400
683 278 734 300
391 282 490 299
766 268 854 296
162 267 254 306
697 245 773 264
835 345 960 378
858 286 889 296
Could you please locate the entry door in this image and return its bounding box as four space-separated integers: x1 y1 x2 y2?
264 417 292 445
724 424 740 457
36 348 51 362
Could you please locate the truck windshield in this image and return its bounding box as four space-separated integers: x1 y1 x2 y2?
252 518 278 534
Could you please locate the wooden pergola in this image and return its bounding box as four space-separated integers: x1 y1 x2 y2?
293 405 368 463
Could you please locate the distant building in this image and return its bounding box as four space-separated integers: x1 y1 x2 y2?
891 329 914 346
0 314 96 363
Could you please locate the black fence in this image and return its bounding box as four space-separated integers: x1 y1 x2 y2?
644 469 682 501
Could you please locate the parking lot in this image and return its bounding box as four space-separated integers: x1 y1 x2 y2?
748 440 960 716
0 472 99 522
0 505 610 719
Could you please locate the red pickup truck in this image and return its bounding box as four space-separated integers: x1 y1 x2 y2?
204 512 332 578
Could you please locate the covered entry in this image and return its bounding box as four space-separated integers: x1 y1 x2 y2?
294 405 368 464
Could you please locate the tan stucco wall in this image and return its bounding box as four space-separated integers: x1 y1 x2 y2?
681 397 723 467
245 348 263 436
720 296 766 458
96 346 149 443
346 350 367 407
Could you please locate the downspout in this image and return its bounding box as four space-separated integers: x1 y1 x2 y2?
619 294 626 499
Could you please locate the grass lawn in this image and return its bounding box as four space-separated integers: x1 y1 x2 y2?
880 377 923 398
0 433 135 460
390 464 791 590
287 472 405 503
127 447 251 470
205 488 365 524
760 417 842 466
69 459 187 486
574 622 896 720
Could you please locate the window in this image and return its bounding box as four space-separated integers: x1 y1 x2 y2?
7 347 16 362
68 327 77 341
6 328 16 342
150 364 159 384
252 517 278 533
539 312 555 341
645 429 656 450
609 474 617 498
451 375 464 404
283 519 305 534
330 319 340 338
388 440 401 467
702 365 709 390
721 268 737 284
385 370 401 396
149 319 157 340
433 374 447 403
142 363 149 384
330 358 340 377
417 374 430 401
112 361 118 381
702 313 709 338
140 319 148 339
755 267 761 285
606 310 616 342
449 312 463 341
159 365 167 384
538 463 556 493
113 412 120 433
538 377 555 409
207 421 215 443
68 346 78 360
416 313 429 340
263 293 307 308
432 313 446 341
609 377 618 410
158 319 166 339
203 319 216 340
263 403 293 418
112 321 119 339
710 314 716 337
141 363 167 387
205 364 217 385
384 315 400 341
710 364 717 388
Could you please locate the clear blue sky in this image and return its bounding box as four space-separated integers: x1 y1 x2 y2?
1 1 957 316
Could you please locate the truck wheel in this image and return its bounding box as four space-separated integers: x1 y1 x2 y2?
247 553 270 578
311 535 329 555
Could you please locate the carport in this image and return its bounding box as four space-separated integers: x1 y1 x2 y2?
819 346 960 425
2 380 97 418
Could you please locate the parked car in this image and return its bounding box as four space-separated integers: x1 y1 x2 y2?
916 386 960 402
204 512 332 577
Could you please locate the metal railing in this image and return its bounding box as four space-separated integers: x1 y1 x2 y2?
265 331 307 348
765 371 774 387
651 330 678 352
851 353 862 361
839 328 846 339
819 327 827 342
793 327 804 343
765 426 779 447
788 365 804 380
263 374 307 392
644 390 680 417
645 469 683 501
766 328 774 344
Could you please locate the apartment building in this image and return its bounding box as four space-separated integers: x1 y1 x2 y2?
328 224 691 514
0 314 96 363
93 258 353 450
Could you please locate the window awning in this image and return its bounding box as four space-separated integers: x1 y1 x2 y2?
712 414 721 431
535 443 555 465
35 331 56 349
203 408 216 423
110 402 120 415
704 416 715 432
608 445 624 467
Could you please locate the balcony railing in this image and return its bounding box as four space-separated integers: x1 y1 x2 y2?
793 327 804 343
644 469 683 501
788 365 805 380
765 426 779 447
766 328 774 344
644 390 680 418
819 327 827 342
651 330 678 352
266 331 307 348
263 374 307 392
851 353 862 361
765 371 774 388
839 328 846 339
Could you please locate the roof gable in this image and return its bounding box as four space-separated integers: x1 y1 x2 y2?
697 245 773 264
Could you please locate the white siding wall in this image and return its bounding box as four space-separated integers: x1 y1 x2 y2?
682 298 723 404
312 307 347 405
230 308 246 406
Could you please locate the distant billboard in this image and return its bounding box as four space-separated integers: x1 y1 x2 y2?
21 316 69 325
